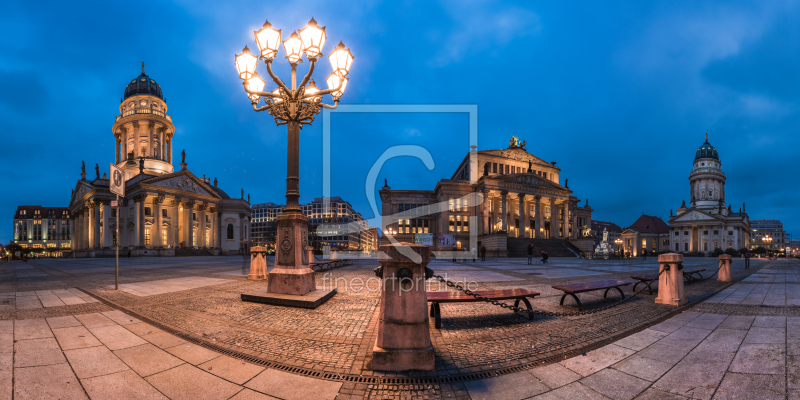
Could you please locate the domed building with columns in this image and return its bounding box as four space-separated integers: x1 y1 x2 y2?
68 65 251 257
667 133 750 253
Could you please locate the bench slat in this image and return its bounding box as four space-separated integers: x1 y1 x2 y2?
428 289 539 303
552 279 631 294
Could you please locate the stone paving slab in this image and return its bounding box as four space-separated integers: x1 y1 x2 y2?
245 368 342 400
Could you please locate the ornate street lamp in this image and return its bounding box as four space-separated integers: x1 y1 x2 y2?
235 18 353 302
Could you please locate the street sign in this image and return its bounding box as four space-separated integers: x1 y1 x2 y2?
109 163 125 197
110 200 118 207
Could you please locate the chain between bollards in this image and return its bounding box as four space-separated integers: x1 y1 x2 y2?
431 267 668 318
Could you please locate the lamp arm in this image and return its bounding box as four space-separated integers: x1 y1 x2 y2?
319 99 339 110
313 78 344 97
297 59 315 92
264 60 289 92
242 82 282 98
252 102 272 112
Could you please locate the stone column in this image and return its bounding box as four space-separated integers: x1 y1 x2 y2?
183 202 194 247
132 122 140 157
718 254 733 282
518 194 526 238
171 200 180 247
550 198 558 239
500 191 508 232
94 203 101 249
133 196 142 247
75 210 82 250
481 190 489 236
572 206 578 239
115 137 120 164
121 127 128 161
562 202 569 239
199 205 207 248
154 196 163 247
535 195 543 239
655 253 687 306
101 201 110 248
371 243 434 371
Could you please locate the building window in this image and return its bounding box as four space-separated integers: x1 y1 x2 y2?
162 229 168 246
227 224 234 239
111 209 117 217
449 216 455 232
193 212 196 221
492 163 497 173
144 229 150 245
162 209 168 218
675 243 679 251
505 165 509 174
144 207 152 216
685 243 689 251
703 230 708 235
714 230 719 235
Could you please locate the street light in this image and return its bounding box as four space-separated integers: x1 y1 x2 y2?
235 18 354 300
614 238 623 257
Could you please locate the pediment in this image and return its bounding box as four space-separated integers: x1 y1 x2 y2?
672 209 719 222
70 181 95 207
144 172 217 197
479 148 553 168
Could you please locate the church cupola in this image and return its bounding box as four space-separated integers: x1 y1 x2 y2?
689 130 726 212
112 63 176 179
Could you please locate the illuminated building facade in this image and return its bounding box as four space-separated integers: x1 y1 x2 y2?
668 134 751 253
12 206 71 256
68 66 251 257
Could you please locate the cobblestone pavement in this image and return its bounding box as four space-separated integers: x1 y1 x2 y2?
0 255 783 399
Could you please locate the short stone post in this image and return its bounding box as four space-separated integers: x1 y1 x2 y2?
372 242 434 371
655 253 687 306
248 246 267 281
718 254 733 282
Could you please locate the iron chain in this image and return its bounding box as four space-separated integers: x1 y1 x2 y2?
432 267 668 318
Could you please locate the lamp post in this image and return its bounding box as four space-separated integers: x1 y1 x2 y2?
764 235 773 258
614 238 622 258
235 18 353 300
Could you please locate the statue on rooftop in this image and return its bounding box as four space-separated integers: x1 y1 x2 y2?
181 149 186 164
509 134 527 148
81 161 85 174
95 163 100 179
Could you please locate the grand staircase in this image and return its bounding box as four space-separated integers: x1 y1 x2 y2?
506 238 581 258
174 248 214 257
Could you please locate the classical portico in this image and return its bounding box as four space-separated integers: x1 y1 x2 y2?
380 135 593 256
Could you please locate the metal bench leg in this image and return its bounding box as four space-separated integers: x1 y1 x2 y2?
612 286 625 301
560 293 583 311
632 281 641 292
430 303 435 318
433 303 442 329
647 282 654 295
514 297 534 320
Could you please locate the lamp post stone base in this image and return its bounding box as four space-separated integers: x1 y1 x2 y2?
241 211 336 309
248 246 267 280
267 212 315 296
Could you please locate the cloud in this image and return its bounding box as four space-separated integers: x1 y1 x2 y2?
429 0 541 67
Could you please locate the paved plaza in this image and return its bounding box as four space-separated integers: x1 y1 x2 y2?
0 255 796 399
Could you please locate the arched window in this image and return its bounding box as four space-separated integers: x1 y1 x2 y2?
227 224 234 240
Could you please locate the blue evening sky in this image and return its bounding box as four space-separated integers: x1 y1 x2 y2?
1 0 799 244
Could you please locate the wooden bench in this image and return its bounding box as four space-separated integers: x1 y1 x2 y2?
427 289 540 329
551 280 632 311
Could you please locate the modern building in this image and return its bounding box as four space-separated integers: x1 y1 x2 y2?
750 220 786 253
379 135 593 256
68 65 251 257
365 227 379 253
12 206 72 257
667 133 751 253
621 215 671 256
250 196 375 253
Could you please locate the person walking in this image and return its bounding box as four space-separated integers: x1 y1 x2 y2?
744 248 751 269
527 243 534 265
541 250 549 264
481 245 486 261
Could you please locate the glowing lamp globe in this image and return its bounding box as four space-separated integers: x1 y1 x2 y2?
325 72 348 98
283 32 304 64
254 20 281 60
235 46 258 80
328 41 354 77
299 18 327 59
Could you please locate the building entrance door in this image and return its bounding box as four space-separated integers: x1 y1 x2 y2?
543 222 550 239
692 227 699 252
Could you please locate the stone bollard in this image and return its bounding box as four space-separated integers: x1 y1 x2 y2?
248 246 267 281
718 254 733 283
372 242 434 371
655 253 687 306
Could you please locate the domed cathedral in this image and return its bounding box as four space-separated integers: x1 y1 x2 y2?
68 64 251 257
667 131 750 254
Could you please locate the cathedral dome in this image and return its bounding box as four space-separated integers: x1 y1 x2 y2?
694 139 719 161
123 64 164 101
